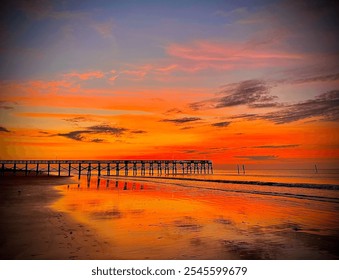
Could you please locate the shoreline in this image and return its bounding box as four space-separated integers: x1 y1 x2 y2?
102 174 339 190
0 176 113 260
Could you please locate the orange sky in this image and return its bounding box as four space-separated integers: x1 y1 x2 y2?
1 1 339 169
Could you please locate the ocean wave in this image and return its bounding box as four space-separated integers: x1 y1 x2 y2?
100 175 339 204
104 174 339 190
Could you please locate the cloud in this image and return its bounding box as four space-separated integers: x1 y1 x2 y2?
0 126 10 132
58 130 89 141
90 138 105 143
191 80 278 110
211 121 231 127
291 73 339 84
131 130 147 134
261 90 339 124
87 125 127 135
64 71 105 80
167 41 302 62
234 155 278 160
0 104 14 110
0 100 16 110
166 40 304 73
180 126 194 130
165 108 183 115
253 144 299 149
63 116 93 123
57 124 127 142
161 117 202 124
229 113 258 120
92 20 115 38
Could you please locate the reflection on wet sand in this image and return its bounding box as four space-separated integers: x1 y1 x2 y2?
51 176 339 259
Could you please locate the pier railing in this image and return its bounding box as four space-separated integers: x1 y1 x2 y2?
0 160 213 177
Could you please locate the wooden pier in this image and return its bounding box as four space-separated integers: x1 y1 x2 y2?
0 160 213 178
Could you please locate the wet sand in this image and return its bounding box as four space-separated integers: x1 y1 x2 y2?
53 176 339 259
0 176 112 259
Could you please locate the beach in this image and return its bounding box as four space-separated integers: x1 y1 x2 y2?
1 173 339 260
0 176 112 259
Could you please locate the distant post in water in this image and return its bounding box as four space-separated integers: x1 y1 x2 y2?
78 163 81 179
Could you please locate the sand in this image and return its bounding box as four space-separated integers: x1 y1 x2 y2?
0 176 112 260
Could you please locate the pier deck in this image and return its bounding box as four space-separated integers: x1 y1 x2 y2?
0 160 213 177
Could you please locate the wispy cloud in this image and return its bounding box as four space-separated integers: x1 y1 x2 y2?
253 144 299 149
211 121 231 127
164 108 183 115
0 100 16 110
166 40 304 73
92 19 115 38
0 126 10 132
234 155 278 160
63 116 94 124
261 90 339 124
161 117 202 124
291 73 339 84
57 124 127 142
64 71 105 80
131 130 147 134
229 113 258 120
191 80 278 110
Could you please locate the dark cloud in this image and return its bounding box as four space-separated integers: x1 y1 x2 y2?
58 130 89 141
165 108 183 114
261 90 339 124
234 155 278 160
161 117 202 124
91 138 105 143
229 113 258 120
57 124 127 142
190 80 278 110
0 126 10 132
211 121 231 127
87 125 127 135
222 90 339 124
0 105 14 110
292 73 339 84
217 80 276 108
254 144 299 149
131 130 147 134
183 150 197 154
0 100 15 110
63 116 92 123
180 126 194 130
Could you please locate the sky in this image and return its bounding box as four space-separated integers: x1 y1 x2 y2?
0 0 338 169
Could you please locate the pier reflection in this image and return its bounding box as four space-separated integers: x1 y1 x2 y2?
64 176 147 191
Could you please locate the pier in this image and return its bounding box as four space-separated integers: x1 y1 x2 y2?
0 160 213 178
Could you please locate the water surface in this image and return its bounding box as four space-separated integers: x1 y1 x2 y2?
51 175 339 259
